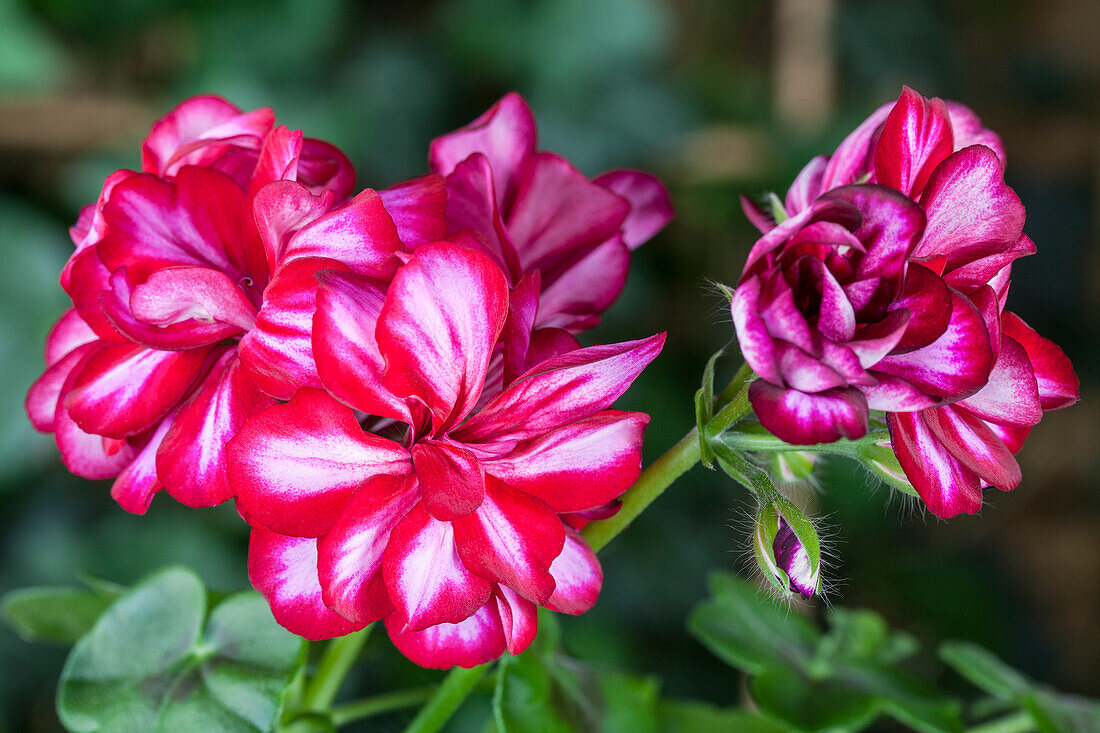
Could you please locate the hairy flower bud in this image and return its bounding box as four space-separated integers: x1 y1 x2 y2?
753 500 820 599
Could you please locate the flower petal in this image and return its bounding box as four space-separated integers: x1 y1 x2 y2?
44 309 97 367
237 256 344 401
545 529 602 615
916 145 1024 268
142 95 273 177
1001 311 1079 410
887 410 982 518
282 188 403 280
379 174 448 248
749 381 869 445
27 343 92 433
312 269 407 420
413 441 486 521
784 155 828 216
874 288 993 401
130 266 257 332
453 477 564 604
383 502 493 632
874 86 954 197
819 102 891 191
481 411 647 514
535 235 630 332
731 278 782 385
298 137 356 200
249 529 365 641
317 474 419 625
248 125 303 196
506 152 629 273
955 335 1042 428
494 586 538 656
377 243 509 431
454 333 665 444
442 154 520 278
384 600 506 670
592 170 673 250
228 388 410 537
157 349 276 507
923 405 1021 491
111 415 172 514
253 180 336 274
429 91 536 209
64 342 210 439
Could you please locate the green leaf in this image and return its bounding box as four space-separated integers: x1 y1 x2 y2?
938 642 1032 701
689 572 962 732
657 699 786 732
688 571 819 674
56 566 304 733
2 587 118 644
1026 690 1100 733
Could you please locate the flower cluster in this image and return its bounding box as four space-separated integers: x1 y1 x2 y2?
735 87 1078 517
27 94 671 667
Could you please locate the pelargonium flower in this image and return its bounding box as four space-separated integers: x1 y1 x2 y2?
738 86 1079 517
26 95 445 513
228 242 664 667
732 183 994 444
429 92 673 333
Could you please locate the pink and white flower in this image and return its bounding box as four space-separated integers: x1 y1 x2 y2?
26 95 444 513
738 86 1079 517
429 93 673 333
229 242 664 667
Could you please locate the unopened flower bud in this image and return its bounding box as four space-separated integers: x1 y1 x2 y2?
753 499 820 599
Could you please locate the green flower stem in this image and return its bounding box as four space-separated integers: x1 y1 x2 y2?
403 664 490 733
300 625 372 712
404 365 758 733
330 685 438 726
966 710 1037 733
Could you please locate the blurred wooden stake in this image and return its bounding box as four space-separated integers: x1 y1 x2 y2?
0 96 149 154
774 0 836 132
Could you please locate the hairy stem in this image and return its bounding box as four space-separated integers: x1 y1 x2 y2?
403 664 490 733
330 685 438 726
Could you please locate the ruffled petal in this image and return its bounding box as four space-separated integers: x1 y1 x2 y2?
142 95 273 177
592 170 673 250
312 269 407 420
731 278 782 384
384 601 505 670
379 174 448 248
27 343 92 433
888 411 982 518
248 125 303 196
429 91 536 209
783 155 827 216
253 180 336 274
228 388 410 537
238 256 345 401
1001 311 1079 410
452 477 564 604
495 586 538 656
874 86 954 197
377 243 509 431
281 188 403 280
506 152 630 273
156 349 276 507
297 138 356 200
249 529 365 641
383 502 493 632
412 440 486 521
955 335 1042 428
535 235 630 331
454 333 665 444
749 381 869 445
819 102 891 191
64 342 210 439
317 474 419 625
44 309 97 367
916 146 1024 268
442 154 519 278
481 410 647 514
874 288 993 401
111 415 172 514
923 405 1022 491
545 529 602 615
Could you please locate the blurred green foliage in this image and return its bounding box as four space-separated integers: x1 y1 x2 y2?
0 0 1096 731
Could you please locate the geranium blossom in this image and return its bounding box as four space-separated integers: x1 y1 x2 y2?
26 95 444 513
429 92 673 333
229 242 664 667
738 87 1079 516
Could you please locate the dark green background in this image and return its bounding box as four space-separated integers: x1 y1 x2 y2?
1 0 1096 730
